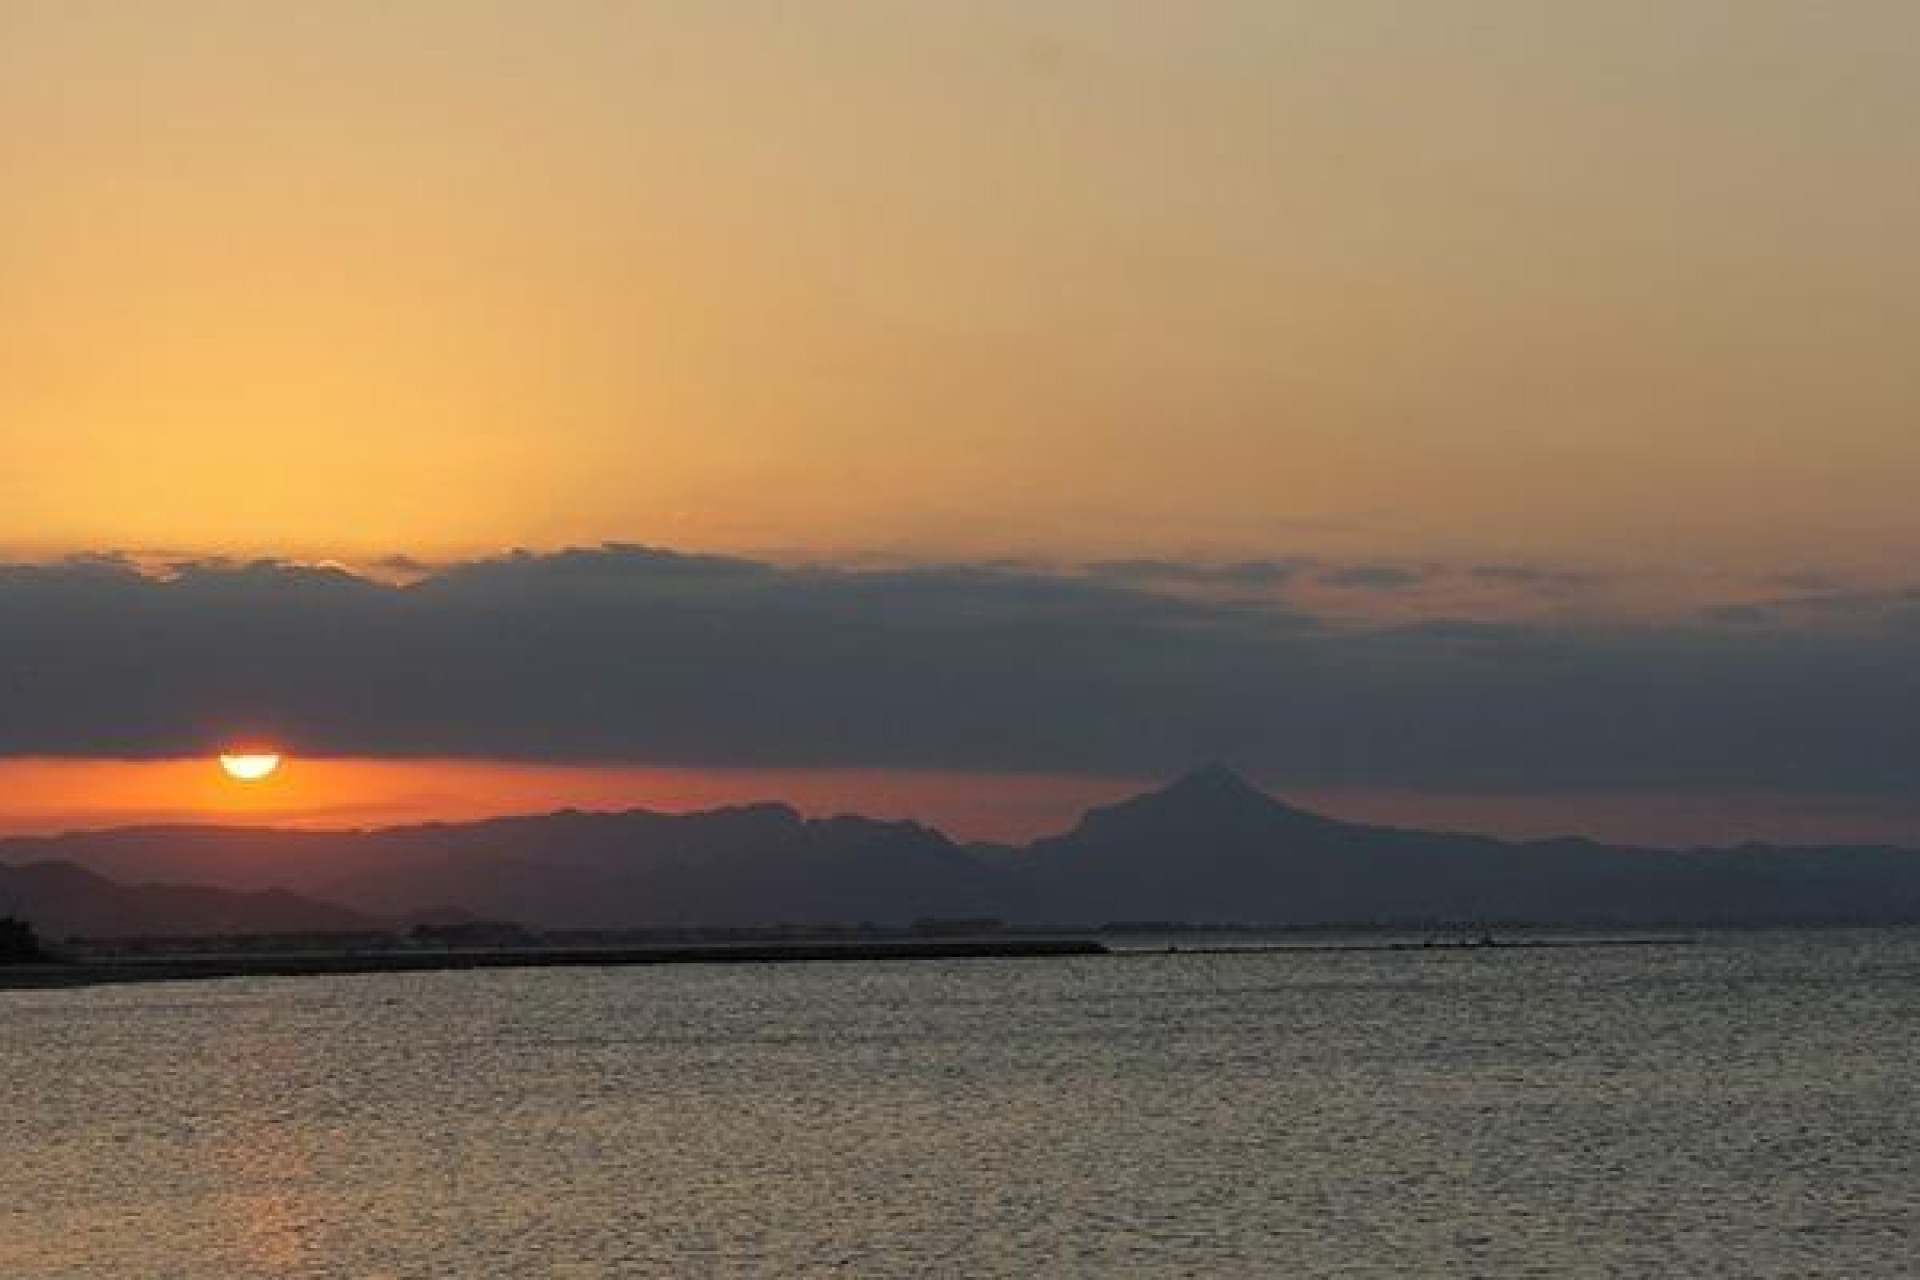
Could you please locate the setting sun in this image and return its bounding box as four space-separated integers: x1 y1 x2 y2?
218 752 283 783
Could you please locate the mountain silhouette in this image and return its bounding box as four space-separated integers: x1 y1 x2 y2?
1069 762 1329 836
4 766 1920 934
0 859 374 940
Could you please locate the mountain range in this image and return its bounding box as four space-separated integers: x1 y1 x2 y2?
5 765 1920 938
0 858 373 940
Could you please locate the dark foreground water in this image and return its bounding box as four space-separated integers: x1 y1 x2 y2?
4 931 1917 1277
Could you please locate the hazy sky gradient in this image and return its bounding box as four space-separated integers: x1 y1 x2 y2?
6 4 1919 845
6 1 1919 574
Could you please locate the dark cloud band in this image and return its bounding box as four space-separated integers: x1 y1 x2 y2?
1 545 1916 793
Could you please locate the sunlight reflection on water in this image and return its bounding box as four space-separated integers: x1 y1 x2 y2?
5 931 1919 1277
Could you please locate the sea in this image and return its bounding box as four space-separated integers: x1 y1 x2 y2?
4 929 1917 1277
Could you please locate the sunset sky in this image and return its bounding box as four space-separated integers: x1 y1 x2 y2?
4 2 1919 844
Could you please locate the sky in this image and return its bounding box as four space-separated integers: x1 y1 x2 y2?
3 2 1918 844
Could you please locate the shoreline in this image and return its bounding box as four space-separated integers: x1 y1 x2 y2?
0 932 1723 991
1124 936 1700 956
0 937 1108 991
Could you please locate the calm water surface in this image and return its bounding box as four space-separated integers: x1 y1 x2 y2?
4 930 1918 1277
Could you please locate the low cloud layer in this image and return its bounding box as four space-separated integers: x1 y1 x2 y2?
2 545 1917 794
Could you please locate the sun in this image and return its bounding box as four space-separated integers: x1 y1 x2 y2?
218 751 283 782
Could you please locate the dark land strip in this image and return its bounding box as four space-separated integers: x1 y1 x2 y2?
0 937 1108 991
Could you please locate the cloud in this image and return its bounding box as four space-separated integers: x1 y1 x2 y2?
1703 602 1780 627
1316 563 1428 591
1 545 1918 795
1085 558 1309 588
1701 581 1920 627
1466 562 1602 593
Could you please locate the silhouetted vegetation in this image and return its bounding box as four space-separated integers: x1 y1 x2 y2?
910 917 1006 937
411 919 538 949
0 916 47 963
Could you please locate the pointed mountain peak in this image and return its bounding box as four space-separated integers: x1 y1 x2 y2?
1159 761 1267 802
1058 763 1328 844
1139 762 1320 818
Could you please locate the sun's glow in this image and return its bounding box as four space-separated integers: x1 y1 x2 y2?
218 752 283 782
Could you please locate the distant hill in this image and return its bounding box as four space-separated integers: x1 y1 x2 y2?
1017 764 1920 925
5 766 1920 932
0 859 375 941
0 806 1006 932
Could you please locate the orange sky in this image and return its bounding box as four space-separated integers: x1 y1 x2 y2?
0 757 1143 844
5 5 1920 848
3 2 1919 577
3 757 1916 851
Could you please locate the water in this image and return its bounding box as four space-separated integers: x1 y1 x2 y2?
4 931 1917 1277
